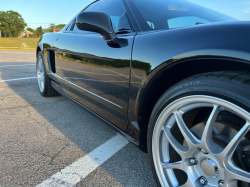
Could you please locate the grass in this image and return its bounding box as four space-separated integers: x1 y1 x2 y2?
0 49 36 51
0 38 40 48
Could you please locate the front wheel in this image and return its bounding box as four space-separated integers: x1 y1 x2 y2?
148 71 250 187
36 51 60 97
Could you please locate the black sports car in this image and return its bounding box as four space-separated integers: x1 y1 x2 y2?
36 0 250 186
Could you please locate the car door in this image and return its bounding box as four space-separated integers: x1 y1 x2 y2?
51 0 135 131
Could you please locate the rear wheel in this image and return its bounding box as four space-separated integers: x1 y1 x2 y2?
147 71 250 187
36 51 60 97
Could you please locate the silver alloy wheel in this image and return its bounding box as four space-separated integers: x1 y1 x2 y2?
37 55 45 92
152 95 250 187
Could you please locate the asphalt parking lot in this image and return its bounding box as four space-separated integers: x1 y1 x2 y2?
0 51 156 187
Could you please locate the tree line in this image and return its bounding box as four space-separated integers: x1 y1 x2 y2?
0 11 26 37
26 24 66 37
0 10 66 38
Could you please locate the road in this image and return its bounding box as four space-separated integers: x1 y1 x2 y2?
0 51 156 187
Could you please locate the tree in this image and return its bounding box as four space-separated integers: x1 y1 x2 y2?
55 24 66 29
42 27 50 33
0 11 11 37
48 23 66 32
34 26 43 37
48 23 55 32
26 27 34 32
0 10 27 37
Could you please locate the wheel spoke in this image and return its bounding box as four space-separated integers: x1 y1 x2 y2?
200 105 220 153
174 111 200 149
162 161 184 170
40 62 43 71
164 128 188 157
218 122 250 162
37 56 45 92
152 95 250 187
41 81 44 90
38 60 42 70
41 74 44 82
226 164 250 184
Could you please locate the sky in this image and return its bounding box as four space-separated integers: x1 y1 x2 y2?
1 0 250 29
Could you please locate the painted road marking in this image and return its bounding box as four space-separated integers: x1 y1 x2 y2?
102 68 129 78
0 77 37 82
0 64 35 68
36 134 129 187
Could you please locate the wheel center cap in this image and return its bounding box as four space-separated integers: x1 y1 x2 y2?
200 157 219 178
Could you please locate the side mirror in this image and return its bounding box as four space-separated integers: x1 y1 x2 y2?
76 11 117 41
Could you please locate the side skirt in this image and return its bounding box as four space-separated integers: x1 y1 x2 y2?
50 80 140 146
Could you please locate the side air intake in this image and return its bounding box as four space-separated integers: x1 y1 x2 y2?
49 50 56 73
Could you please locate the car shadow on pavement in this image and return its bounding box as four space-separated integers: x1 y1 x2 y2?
0 52 156 187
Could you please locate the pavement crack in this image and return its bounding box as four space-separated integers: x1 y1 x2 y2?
48 142 69 165
20 142 68 186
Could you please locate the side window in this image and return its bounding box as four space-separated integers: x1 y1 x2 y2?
84 0 132 33
70 19 82 32
70 20 76 31
167 16 209 29
68 19 82 32
65 23 72 31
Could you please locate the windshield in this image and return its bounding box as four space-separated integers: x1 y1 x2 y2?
132 0 237 31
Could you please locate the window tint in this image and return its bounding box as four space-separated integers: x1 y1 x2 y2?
72 20 82 32
70 19 82 32
65 23 72 31
168 16 209 29
132 0 237 31
84 0 131 33
117 13 132 32
70 20 76 31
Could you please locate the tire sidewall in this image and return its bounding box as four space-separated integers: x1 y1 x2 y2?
147 75 250 186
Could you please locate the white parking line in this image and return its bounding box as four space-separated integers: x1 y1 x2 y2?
0 64 35 68
0 77 37 82
36 134 129 187
102 68 129 78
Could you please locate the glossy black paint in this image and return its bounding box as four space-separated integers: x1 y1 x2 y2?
37 0 250 149
51 32 135 132
129 20 250 124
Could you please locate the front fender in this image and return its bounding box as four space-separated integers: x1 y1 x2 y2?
129 21 250 131
36 33 58 74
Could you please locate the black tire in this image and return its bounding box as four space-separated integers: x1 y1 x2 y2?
36 51 60 97
147 71 250 187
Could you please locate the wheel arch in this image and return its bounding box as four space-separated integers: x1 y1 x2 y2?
36 46 41 57
137 56 250 152
36 35 44 57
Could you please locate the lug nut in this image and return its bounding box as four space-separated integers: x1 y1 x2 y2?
190 158 198 165
218 180 224 187
200 177 208 185
201 149 209 154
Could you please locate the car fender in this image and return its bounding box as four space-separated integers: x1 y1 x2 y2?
129 21 250 135
36 33 58 74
